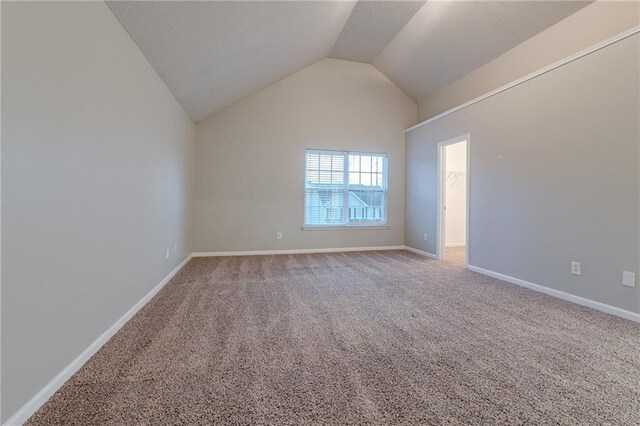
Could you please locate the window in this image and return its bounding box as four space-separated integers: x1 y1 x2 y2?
304 149 388 227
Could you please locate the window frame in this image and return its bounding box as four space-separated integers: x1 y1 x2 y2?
303 149 389 230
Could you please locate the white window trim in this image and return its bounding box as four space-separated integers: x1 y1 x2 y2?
303 149 389 229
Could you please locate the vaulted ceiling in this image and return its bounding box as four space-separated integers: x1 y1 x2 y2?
107 1 590 123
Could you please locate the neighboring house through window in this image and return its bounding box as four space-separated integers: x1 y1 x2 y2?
304 149 388 227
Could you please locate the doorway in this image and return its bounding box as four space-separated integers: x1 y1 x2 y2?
438 135 469 265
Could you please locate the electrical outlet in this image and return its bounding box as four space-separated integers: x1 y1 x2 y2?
174 242 178 253
166 248 170 260
571 261 581 276
277 232 283 240
622 271 636 288
423 233 428 241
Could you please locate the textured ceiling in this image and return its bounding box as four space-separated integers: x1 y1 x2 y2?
107 1 591 123
373 1 591 102
329 1 425 63
107 1 356 122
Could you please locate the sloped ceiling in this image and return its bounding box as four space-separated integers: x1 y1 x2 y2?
373 0 592 102
108 0 590 123
107 1 356 122
329 1 426 64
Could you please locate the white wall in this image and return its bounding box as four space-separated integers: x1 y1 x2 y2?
418 1 640 121
405 33 639 314
195 58 416 252
445 141 467 247
1 2 196 421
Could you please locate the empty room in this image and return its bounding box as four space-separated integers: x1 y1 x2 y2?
2 0 639 424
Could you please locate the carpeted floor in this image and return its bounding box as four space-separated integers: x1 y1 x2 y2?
27 248 640 425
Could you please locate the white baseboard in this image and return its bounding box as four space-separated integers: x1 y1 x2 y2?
192 246 405 257
445 243 465 248
403 246 438 259
3 255 194 426
467 265 640 323
10 251 636 425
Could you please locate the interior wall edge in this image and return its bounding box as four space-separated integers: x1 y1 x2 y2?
403 246 438 260
467 265 640 324
406 25 640 133
1 255 194 426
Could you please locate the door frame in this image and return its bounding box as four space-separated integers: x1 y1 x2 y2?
437 134 470 265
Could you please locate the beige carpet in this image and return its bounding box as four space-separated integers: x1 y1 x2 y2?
27 249 640 425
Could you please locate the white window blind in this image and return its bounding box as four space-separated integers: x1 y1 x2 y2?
305 150 388 227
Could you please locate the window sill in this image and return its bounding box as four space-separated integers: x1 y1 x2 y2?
302 224 389 231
